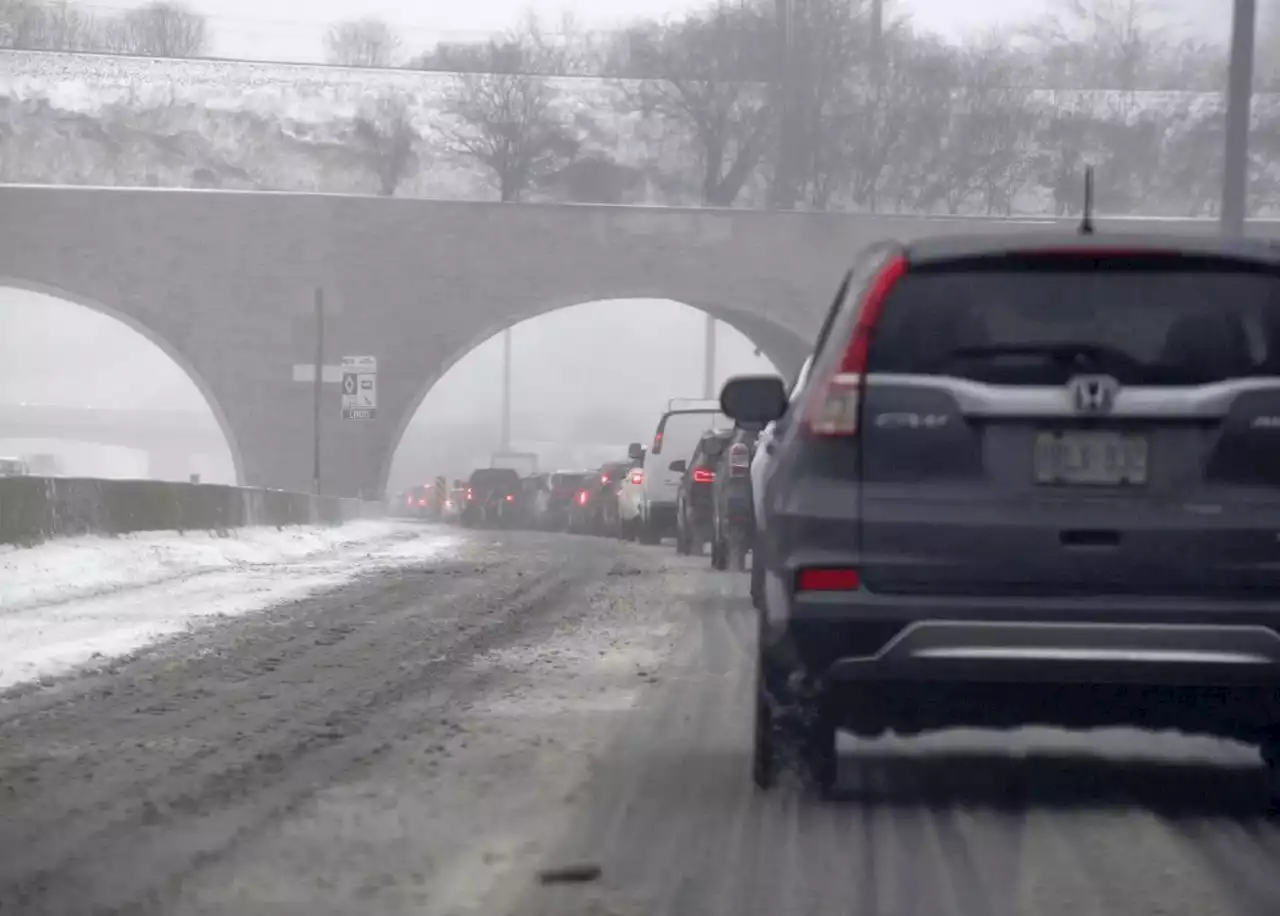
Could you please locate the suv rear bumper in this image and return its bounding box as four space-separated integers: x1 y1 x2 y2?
827 619 1280 687
780 590 1280 688
766 592 1280 741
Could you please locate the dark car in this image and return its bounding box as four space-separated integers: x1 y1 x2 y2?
672 430 731 555
710 423 761 570
721 232 1280 802
399 485 435 519
582 461 632 535
542 471 595 532
461 467 521 528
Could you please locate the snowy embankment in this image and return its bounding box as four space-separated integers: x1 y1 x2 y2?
0 520 462 689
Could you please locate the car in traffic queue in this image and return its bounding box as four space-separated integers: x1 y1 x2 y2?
747 355 814 605
633 399 733 544
721 230 1280 803
672 429 732 556
616 448 647 540
460 467 521 528
399 485 435 519
584 461 633 535
537 471 596 532
710 422 762 571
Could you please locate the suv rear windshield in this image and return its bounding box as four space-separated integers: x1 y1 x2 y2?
868 261 1280 386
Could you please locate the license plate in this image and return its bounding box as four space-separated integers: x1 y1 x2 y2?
1034 431 1148 486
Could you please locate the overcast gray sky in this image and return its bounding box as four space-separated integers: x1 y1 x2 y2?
85 0 1230 63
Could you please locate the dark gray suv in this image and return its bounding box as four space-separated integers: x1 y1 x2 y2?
721 232 1280 801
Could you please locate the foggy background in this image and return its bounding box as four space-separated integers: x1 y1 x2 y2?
0 289 774 491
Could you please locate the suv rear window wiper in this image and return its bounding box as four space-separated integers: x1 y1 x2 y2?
947 342 1142 371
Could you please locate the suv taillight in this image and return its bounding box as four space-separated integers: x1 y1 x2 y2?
803 255 908 437
629 469 644 485
728 442 750 476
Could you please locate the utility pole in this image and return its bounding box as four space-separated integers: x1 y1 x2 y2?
703 314 717 400
771 0 797 210
312 286 324 495
1222 0 1257 236
500 327 512 450
870 0 884 84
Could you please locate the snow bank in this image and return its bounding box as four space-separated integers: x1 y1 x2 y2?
0 520 462 689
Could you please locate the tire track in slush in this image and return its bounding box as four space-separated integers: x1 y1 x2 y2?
0 541 612 916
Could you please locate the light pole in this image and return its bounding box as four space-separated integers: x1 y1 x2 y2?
500 328 512 450
312 287 324 495
703 314 717 399
1222 0 1257 236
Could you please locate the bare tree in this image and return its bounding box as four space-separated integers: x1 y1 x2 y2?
349 94 420 196
0 0 100 50
324 17 401 68
612 3 775 207
435 24 583 202
925 37 1038 215
102 1 207 58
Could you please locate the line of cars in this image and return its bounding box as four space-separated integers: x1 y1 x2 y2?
404 399 766 574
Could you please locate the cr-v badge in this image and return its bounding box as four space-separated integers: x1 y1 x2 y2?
1068 375 1120 415
874 413 949 429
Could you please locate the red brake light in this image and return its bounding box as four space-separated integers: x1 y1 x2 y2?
406 495 414 505
505 493 515 502
629 469 644 485
805 255 908 437
577 489 590 505
601 473 610 484
466 488 474 500
417 499 427 506
653 431 663 451
692 468 715 484
796 568 861 591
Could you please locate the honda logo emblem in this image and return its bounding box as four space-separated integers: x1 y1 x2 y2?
1068 375 1119 414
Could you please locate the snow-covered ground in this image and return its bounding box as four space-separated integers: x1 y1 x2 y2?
0 520 461 690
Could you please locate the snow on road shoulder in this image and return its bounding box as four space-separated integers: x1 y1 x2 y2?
0 521 462 690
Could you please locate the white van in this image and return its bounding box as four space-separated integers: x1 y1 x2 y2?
628 399 731 544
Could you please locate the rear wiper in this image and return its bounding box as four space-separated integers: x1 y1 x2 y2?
948 342 1140 371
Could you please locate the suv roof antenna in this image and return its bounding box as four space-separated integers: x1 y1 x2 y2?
1079 165 1095 235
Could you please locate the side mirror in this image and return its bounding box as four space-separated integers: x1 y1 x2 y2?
720 374 788 425
628 442 644 461
668 459 687 474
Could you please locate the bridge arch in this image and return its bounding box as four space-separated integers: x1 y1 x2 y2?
0 276 246 484
380 294 809 495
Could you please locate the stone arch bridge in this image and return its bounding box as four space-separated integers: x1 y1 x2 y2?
0 185 1264 496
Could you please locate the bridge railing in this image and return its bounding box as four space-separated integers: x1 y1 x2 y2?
0 477 383 546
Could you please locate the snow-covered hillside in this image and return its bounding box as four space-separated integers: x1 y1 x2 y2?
0 48 1275 215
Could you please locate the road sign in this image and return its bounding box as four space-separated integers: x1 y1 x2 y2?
341 355 377 420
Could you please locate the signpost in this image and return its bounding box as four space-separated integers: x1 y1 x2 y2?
341 355 378 421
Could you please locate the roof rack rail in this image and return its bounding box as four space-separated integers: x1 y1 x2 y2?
1079 166 1095 236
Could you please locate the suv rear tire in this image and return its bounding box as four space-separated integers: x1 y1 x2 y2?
754 644 838 796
